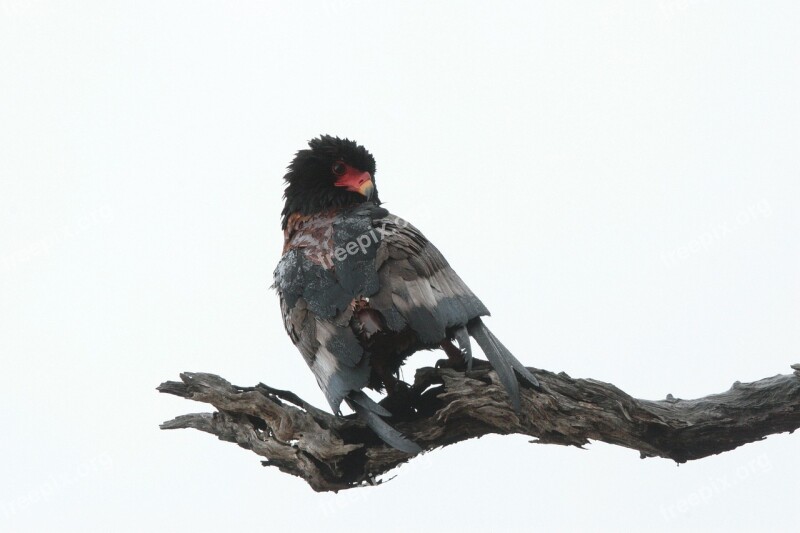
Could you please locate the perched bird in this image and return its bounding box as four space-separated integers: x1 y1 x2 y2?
273 135 539 453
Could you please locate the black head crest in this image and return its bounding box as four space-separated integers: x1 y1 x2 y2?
281 135 380 229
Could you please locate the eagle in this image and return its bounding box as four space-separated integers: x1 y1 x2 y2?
273 135 539 453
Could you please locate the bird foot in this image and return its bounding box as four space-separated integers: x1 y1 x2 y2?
436 357 492 371
378 381 418 420
435 358 466 371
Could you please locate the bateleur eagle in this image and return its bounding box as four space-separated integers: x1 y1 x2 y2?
273 135 539 453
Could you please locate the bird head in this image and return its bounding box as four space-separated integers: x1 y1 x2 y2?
281 135 379 229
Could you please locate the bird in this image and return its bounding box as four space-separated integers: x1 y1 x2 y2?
273 135 540 453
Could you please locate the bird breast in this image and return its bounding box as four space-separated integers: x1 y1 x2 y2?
282 210 339 269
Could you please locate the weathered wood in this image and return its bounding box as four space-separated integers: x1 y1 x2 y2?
158 363 800 492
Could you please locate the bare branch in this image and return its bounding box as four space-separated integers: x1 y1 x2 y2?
158 363 800 492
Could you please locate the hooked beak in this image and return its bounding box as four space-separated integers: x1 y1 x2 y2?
358 179 375 200
335 170 374 200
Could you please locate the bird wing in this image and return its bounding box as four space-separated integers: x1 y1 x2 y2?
368 211 490 345
277 288 369 413
370 212 539 412
273 207 380 413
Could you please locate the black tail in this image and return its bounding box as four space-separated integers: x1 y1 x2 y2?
346 390 422 454
467 318 540 412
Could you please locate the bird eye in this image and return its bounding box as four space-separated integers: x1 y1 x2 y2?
332 162 346 176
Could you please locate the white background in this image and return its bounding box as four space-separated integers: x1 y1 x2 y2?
1 1 798 532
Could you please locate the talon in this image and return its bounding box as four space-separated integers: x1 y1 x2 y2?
436 358 462 370
440 339 468 370
378 380 417 420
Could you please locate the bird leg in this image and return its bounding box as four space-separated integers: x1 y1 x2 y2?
436 339 469 370
437 338 491 371
373 363 400 395
371 358 419 418
453 326 473 370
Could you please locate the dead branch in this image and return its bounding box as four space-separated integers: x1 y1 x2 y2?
158 363 800 492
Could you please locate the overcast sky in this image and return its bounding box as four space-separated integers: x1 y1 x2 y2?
1 1 799 532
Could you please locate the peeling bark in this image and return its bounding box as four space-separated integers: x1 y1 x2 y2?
158 363 800 492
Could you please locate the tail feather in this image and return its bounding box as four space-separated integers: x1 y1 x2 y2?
468 319 521 411
467 318 540 413
347 389 392 417
346 391 422 454
453 325 473 371
482 325 540 388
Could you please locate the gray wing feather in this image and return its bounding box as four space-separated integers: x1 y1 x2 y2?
468 318 540 413
371 214 489 345
280 295 370 413
346 391 422 454
468 318 521 412
453 325 473 370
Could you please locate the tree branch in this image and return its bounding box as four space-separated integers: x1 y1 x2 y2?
158 363 800 492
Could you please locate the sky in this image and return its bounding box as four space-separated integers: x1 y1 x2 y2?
1 1 799 532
